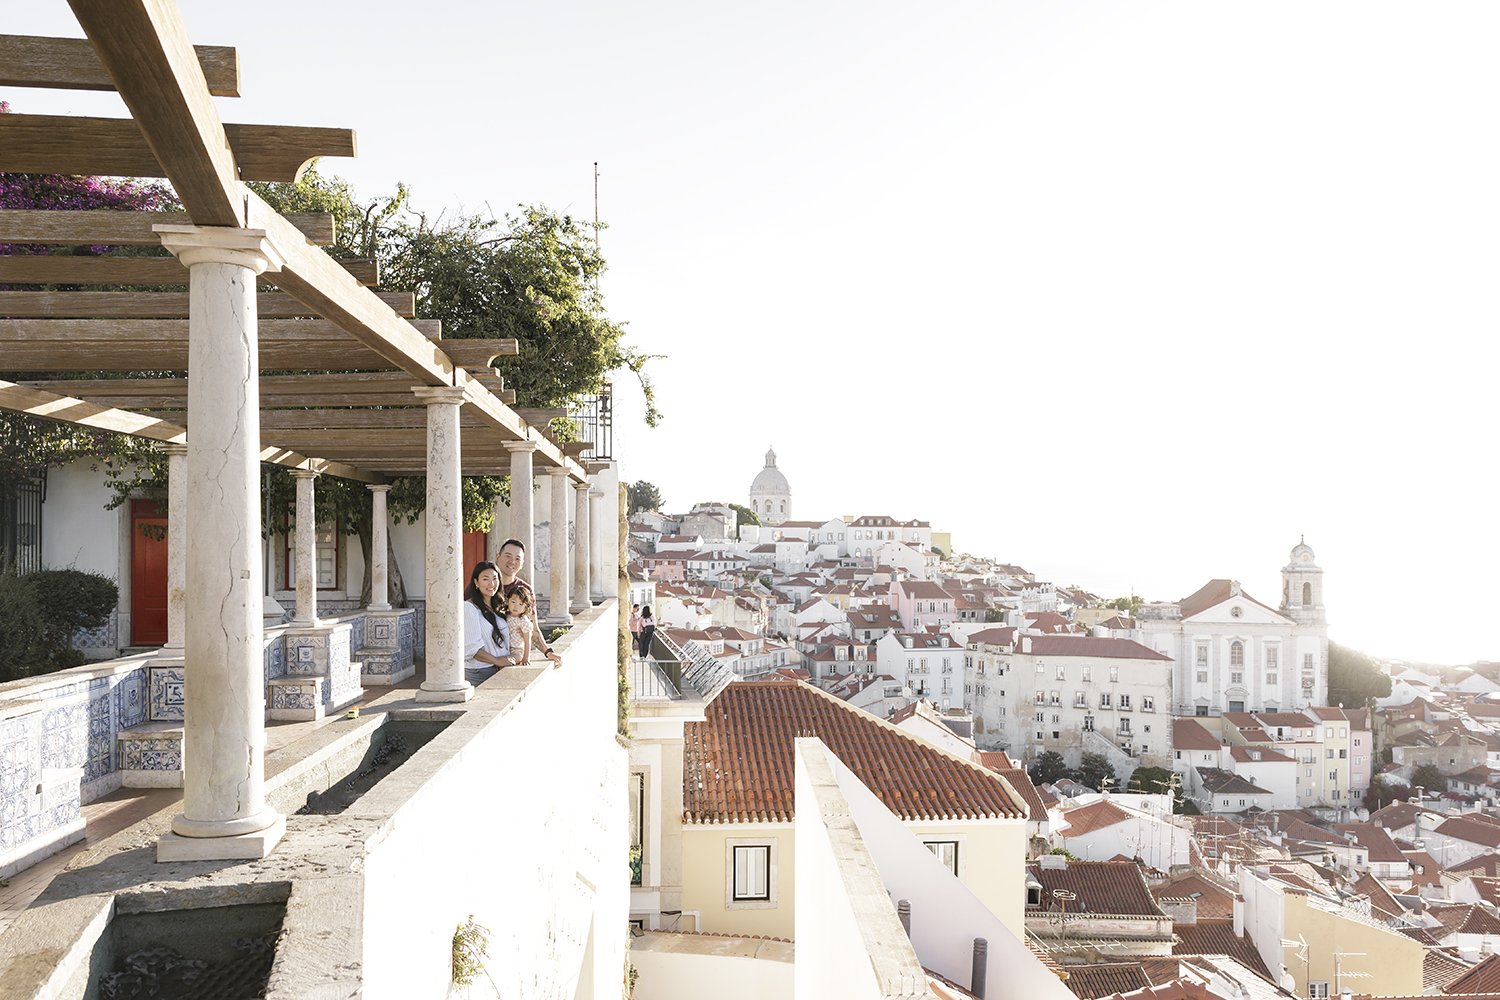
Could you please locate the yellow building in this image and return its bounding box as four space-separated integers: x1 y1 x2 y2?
677 681 1030 939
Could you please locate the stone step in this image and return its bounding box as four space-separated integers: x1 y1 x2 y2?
268 661 363 721
355 647 416 686
117 725 183 788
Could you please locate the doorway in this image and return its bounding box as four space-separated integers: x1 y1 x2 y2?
129 499 168 646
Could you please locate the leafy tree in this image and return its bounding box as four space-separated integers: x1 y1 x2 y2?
1127 765 1187 812
627 481 663 515
1412 763 1446 795
1028 750 1071 786
1103 595 1144 617
1328 641 1392 707
1076 752 1116 791
729 503 759 535
983 609 1008 623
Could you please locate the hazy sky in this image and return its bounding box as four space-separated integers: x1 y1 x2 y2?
10 3 1499 664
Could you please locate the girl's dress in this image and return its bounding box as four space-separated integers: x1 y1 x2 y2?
507 614 534 663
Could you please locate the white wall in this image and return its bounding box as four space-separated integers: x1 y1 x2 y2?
631 934 792 1000
353 603 626 1000
39 462 121 580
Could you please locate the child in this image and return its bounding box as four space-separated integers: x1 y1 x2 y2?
504 585 536 665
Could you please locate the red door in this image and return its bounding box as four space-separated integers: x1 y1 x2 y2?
463 531 488 577
130 499 169 646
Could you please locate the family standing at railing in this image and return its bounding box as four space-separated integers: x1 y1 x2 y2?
462 538 564 679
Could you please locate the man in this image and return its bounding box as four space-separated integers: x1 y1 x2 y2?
495 537 563 667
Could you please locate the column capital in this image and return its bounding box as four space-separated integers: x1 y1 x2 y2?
542 464 571 477
290 468 319 480
573 479 591 493
412 385 467 406
162 442 189 457
154 224 285 274
367 483 393 494
503 439 539 454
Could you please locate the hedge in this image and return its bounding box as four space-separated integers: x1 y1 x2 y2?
0 566 118 681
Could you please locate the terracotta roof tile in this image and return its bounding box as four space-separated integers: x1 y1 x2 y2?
1066 964 1154 999
1447 853 1500 877
1445 953 1500 994
1425 950 1473 993
1021 635 1173 661
994 768 1051 821
1437 817 1500 849
1150 872 1237 921
1061 800 1136 836
682 681 1027 823
1173 720 1222 752
1335 823 1407 863
1430 904 1500 938
1172 919 1272 979
1026 860 1165 917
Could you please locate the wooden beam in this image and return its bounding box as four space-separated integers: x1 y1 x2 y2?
0 379 384 483
1 344 417 372
0 255 379 287
430 339 519 367
0 209 336 246
66 0 245 226
0 318 438 342
515 408 568 423
0 114 357 183
0 289 415 318
561 442 594 458
255 409 489 430
0 34 239 96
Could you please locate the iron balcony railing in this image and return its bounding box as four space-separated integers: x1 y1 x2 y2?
567 382 613 461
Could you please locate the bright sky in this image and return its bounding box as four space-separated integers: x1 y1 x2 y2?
10 2 1499 665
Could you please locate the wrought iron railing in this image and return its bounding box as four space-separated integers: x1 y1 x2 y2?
0 473 45 574
567 382 613 461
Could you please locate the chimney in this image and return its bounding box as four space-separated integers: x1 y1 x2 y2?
1022 636 1033 654
1039 854 1067 870
1158 897 1199 926
1233 894 1244 937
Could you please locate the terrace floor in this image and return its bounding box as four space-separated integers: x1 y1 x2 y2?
0 665 444 936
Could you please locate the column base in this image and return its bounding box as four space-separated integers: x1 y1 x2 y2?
543 615 573 629
569 599 591 614
157 814 286 862
415 682 474 703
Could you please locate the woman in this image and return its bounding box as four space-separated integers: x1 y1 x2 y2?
637 605 655 660
629 604 643 656
495 537 563 667
463 561 519 674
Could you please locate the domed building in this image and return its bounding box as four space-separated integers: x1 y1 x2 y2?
749 447 791 525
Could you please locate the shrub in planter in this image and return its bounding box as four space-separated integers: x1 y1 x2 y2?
0 566 117 681
0 568 50 682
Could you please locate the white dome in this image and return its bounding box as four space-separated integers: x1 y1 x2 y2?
750 448 790 495
1289 536 1316 565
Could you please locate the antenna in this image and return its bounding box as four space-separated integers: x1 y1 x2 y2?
592 160 601 299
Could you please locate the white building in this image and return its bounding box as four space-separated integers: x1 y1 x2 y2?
965 633 1175 769
747 447 791 526
1139 540 1329 715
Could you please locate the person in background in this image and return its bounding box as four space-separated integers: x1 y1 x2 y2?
463 561 516 678
637 605 655 660
629 603 643 657
494 537 563 667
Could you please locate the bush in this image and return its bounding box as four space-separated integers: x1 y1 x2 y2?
0 566 118 681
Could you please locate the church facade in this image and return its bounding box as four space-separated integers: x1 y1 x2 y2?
1139 540 1329 715
749 447 792 525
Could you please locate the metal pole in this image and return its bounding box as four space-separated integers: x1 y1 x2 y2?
897 899 911 937
971 937 988 999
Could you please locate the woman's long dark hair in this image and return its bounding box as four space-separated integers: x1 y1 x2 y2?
465 561 505 646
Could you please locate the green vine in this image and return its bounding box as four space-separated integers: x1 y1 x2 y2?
451 915 490 987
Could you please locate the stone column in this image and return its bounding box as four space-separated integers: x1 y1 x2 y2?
163 443 188 651
291 469 319 626
367 484 391 611
545 467 572 626
414 386 473 703
571 479 591 613
153 224 285 860
503 439 536 557
588 485 605 603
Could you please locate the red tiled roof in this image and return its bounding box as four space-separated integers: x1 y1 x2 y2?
1424 950 1473 993
1107 980 1217 1000
1060 800 1135 836
1178 579 1280 619
965 626 1017 647
993 768 1051 821
682 681 1027 823
898 580 954 600
1026 860 1165 917
1437 817 1500 849
1430 903 1500 938
1444 953 1500 994
1352 872 1405 921
1150 871 1237 921
1335 822 1407 863
1171 919 1271 979
1173 719 1222 752
1020 635 1173 661
1229 745 1294 763
1065 964 1153 999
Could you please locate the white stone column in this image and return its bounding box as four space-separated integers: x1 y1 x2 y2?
414 386 473 703
503 440 536 556
571 479 591 613
163 443 188 651
291 469 320 626
368 484 391 610
153 224 285 860
588 484 605 603
546 467 572 626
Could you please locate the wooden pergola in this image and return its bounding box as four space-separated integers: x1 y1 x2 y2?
0 3 608 862
0 19 587 484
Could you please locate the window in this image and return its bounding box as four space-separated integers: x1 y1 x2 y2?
1309 980 1331 997
1119 695 1132 710
1196 706 1209 717
1052 730 1060 739
1110 666 1120 683
732 845 771 902
1304 653 1315 670
1329 770 1339 781
1100 693 1112 708
1084 715 1096 733
1302 582 1312 606
1051 714 1059 724
1266 673 1278 686
629 772 645 886
924 840 959 876
1036 663 1044 674
1339 749 1347 759
1230 672 1242 685
1266 646 1278 669
1196 644 1209 666
1035 712 1045 724
1228 700 1244 713
1197 670 1208 683
1056 665 1066 680
1326 749 1334 759
1230 641 1244 667
1082 666 1092 683
1142 696 1155 712
283 517 340 590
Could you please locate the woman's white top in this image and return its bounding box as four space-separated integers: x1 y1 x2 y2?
463 601 511 668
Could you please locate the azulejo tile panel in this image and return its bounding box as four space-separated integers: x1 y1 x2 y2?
148 667 186 723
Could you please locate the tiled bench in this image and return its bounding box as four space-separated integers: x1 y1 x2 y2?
117 724 182 788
